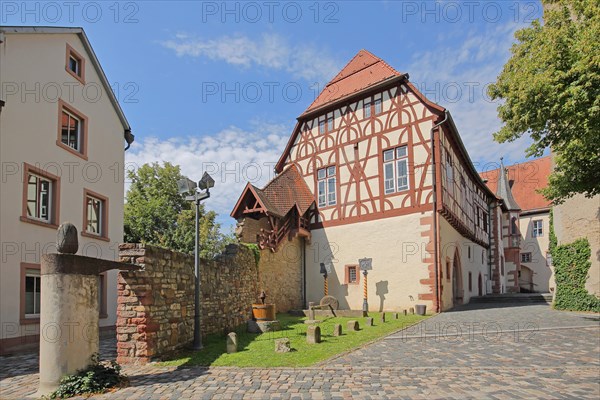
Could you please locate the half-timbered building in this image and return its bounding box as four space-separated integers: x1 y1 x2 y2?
232 50 512 312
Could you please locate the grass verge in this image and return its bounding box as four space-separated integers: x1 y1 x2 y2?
159 312 429 368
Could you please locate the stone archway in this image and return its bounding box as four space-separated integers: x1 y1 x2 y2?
452 248 464 305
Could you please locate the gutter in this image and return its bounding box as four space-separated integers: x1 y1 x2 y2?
430 110 449 313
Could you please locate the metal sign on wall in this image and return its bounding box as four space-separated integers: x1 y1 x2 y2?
359 258 372 271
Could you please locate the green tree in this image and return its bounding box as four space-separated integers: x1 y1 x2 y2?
124 162 234 257
488 0 600 203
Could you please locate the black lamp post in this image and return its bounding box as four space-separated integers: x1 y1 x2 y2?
177 171 215 350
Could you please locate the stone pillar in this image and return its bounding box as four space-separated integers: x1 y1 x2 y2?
37 223 138 397
38 269 98 396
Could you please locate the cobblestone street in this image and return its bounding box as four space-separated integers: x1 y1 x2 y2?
1 303 598 399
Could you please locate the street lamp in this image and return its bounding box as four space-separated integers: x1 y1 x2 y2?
177 171 215 350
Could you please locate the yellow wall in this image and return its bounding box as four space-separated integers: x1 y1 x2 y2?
305 211 434 312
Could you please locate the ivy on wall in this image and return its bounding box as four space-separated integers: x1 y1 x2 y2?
242 243 261 265
550 211 600 312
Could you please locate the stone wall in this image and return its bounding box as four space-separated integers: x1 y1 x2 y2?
116 243 258 364
258 237 304 313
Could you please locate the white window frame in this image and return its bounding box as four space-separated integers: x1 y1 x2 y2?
363 100 371 118
24 269 41 318
532 220 543 237
69 55 80 76
383 146 409 194
318 118 326 134
317 166 336 207
26 173 52 222
327 113 334 131
61 109 81 151
86 195 103 235
374 98 382 114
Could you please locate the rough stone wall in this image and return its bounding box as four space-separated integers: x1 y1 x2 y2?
258 237 304 313
116 243 258 364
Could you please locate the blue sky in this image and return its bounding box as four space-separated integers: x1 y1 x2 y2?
3 1 545 229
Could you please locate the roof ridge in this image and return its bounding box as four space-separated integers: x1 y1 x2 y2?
327 49 380 86
480 155 552 174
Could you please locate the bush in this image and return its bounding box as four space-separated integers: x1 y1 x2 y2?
552 238 600 312
49 354 125 399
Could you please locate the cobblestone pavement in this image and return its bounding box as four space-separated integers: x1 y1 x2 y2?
1 303 598 399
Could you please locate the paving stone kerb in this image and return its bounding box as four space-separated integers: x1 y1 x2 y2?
117 243 258 364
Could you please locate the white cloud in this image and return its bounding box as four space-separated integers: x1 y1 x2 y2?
161 33 341 83
407 21 536 167
125 121 290 227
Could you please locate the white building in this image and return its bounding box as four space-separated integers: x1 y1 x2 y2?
0 27 133 354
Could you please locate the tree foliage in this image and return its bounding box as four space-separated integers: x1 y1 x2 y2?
124 162 234 258
488 0 600 203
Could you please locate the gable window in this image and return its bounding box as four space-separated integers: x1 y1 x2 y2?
446 152 454 195
327 114 334 131
374 98 382 114
57 100 88 159
21 163 60 228
521 252 532 263
532 220 543 237
319 118 326 134
317 166 336 207
383 146 409 194
65 44 85 84
83 189 109 241
363 100 371 118
345 265 359 284
61 110 81 150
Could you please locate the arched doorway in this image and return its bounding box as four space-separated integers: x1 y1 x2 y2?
478 273 483 296
452 248 463 305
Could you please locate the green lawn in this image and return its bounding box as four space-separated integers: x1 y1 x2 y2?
159 312 429 368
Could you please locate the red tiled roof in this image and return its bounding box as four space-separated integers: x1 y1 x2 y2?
231 165 314 219
302 49 403 114
479 156 552 212
260 164 314 216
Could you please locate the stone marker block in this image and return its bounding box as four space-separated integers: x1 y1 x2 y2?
307 325 321 344
409 307 415 315
333 323 342 337
347 320 359 331
304 319 319 325
366 317 374 326
403 309 407 316
393 313 399 319
226 332 237 354
247 320 280 333
275 338 291 353
380 313 386 323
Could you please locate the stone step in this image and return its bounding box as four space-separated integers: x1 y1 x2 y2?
469 293 553 304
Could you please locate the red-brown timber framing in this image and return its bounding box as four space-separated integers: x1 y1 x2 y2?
239 50 501 311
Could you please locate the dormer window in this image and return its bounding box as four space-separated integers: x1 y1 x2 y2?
65 44 85 84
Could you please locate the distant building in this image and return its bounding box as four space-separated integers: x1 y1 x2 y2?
0 27 133 354
481 156 554 294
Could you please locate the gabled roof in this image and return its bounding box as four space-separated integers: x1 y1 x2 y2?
0 26 131 133
480 156 552 212
302 49 404 116
231 165 314 219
